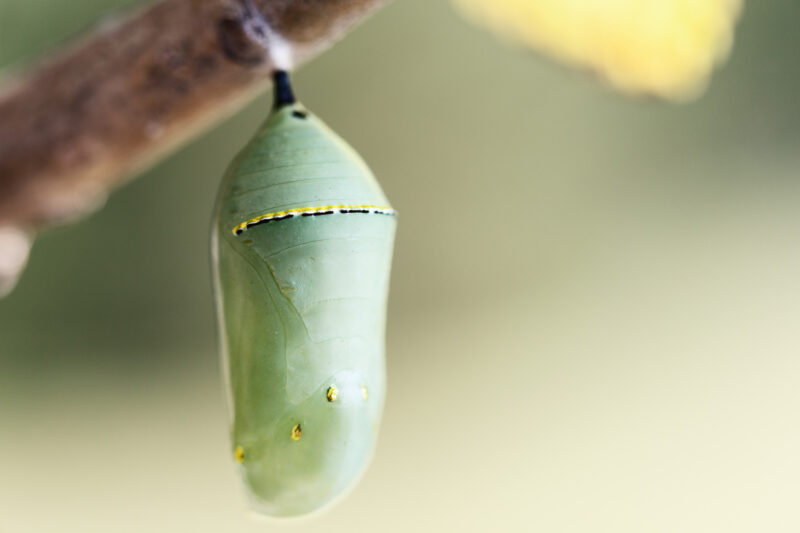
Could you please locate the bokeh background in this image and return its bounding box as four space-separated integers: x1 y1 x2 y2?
2 1 800 531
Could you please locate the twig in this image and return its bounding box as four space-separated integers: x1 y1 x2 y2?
0 0 388 295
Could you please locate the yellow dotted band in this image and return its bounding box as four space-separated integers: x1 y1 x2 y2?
233 204 396 235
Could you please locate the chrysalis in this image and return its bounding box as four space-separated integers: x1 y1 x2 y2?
211 71 396 517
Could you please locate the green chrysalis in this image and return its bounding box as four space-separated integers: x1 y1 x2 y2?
210 71 396 517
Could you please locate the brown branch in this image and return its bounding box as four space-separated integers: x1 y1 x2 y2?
0 0 388 295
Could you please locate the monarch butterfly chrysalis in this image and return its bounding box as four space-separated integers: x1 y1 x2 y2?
210 71 396 517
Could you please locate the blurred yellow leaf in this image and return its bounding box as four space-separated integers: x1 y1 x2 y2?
452 0 743 101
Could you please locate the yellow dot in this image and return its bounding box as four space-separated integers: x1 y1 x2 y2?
291 423 302 441
234 446 245 463
326 385 338 402
361 386 368 400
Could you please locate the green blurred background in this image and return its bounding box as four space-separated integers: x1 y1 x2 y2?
2 1 800 531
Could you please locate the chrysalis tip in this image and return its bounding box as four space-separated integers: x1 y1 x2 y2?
273 70 296 109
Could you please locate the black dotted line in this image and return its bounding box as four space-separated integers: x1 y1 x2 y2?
234 209 395 235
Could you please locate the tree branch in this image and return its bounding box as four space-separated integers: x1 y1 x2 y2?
0 0 388 295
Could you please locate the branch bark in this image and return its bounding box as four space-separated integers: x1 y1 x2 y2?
0 0 388 295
